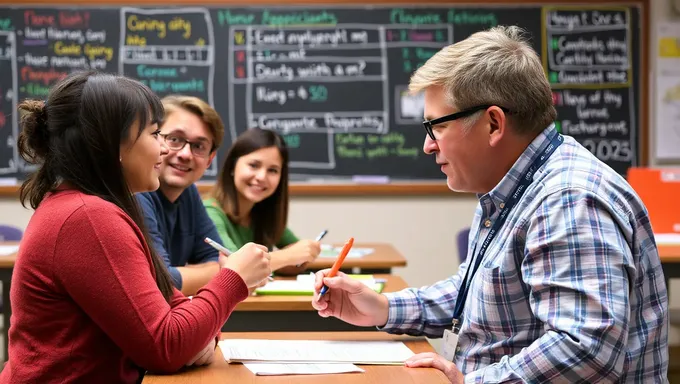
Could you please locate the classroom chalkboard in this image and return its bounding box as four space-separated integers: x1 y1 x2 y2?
0 3 645 184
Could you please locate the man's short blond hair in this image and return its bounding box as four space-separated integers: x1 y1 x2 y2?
409 26 556 134
161 95 225 151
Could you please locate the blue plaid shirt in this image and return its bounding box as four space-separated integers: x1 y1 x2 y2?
380 125 668 383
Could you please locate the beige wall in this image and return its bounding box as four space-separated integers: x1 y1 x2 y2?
0 0 679 344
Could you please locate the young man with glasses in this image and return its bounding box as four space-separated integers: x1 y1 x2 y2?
136 95 227 296
312 26 668 383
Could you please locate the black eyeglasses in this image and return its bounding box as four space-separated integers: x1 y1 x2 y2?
160 134 213 158
422 105 511 141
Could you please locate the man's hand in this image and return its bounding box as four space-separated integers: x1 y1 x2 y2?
405 352 464 383
311 270 389 327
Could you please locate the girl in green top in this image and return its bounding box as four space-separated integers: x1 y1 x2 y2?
204 128 321 275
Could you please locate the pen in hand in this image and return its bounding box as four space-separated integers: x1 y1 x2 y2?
204 237 274 281
315 230 328 242
318 237 354 298
296 229 329 268
204 237 231 256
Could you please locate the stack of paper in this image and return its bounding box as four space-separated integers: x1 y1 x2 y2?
243 363 364 376
319 244 374 259
255 274 384 296
219 339 415 365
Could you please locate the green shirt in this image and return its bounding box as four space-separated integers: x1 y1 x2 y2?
203 198 299 252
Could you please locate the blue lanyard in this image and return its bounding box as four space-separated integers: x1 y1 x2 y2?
451 131 564 322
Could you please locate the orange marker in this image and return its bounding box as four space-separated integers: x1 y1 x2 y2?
318 237 354 297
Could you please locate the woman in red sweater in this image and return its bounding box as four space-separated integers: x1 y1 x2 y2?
1 71 272 383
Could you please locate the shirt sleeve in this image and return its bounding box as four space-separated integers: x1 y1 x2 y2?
464 189 633 383
54 204 249 373
203 200 240 253
188 185 220 264
276 227 299 249
376 262 468 338
135 192 183 289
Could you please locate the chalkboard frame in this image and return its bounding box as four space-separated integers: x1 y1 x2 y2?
0 0 649 196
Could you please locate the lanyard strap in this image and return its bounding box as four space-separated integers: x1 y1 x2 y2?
451 132 563 322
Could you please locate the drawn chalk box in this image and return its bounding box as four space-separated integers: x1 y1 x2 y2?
281 130 336 169
543 7 632 88
0 32 16 175
119 7 215 105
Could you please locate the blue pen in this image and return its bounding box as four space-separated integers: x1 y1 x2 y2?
315 230 329 242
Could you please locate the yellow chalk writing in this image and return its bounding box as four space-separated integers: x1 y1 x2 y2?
126 34 146 46
54 41 81 56
127 15 166 38
168 17 191 39
84 44 113 61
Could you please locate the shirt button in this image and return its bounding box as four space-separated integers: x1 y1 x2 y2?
484 219 492 228
499 202 505 209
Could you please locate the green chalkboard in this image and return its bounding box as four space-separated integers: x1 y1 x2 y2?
0 4 644 183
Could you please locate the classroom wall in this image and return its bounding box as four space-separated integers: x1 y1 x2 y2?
0 0 678 342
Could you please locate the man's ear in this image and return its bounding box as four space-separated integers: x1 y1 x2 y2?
207 151 217 168
487 107 508 147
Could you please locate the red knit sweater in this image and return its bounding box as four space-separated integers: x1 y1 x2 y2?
0 189 248 383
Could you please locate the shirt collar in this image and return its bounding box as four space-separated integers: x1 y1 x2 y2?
477 124 558 211
157 188 182 211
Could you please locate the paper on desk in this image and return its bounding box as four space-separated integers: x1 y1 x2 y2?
243 362 364 376
219 339 415 365
0 245 19 256
319 244 374 259
255 275 384 295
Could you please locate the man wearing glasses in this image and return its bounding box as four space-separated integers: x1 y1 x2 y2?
312 26 668 383
136 95 226 296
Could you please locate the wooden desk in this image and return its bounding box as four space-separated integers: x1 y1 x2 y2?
143 332 449 384
224 275 407 333
305 243 407 274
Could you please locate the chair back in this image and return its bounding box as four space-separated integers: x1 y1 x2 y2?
0 224 23 242
456 227 470 264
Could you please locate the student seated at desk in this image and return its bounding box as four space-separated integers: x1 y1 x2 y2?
136 95 226 295
2 72 271 383
204 128 320 275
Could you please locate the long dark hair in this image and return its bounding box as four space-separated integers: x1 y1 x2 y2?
212 128 289 249
17 71 174 302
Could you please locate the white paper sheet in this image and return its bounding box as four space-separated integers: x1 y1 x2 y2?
219 339 415 365
243 362 364 376
318 244 374 259
0 245 19 256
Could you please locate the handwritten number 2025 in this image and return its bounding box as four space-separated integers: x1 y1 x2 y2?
582 139 632 162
